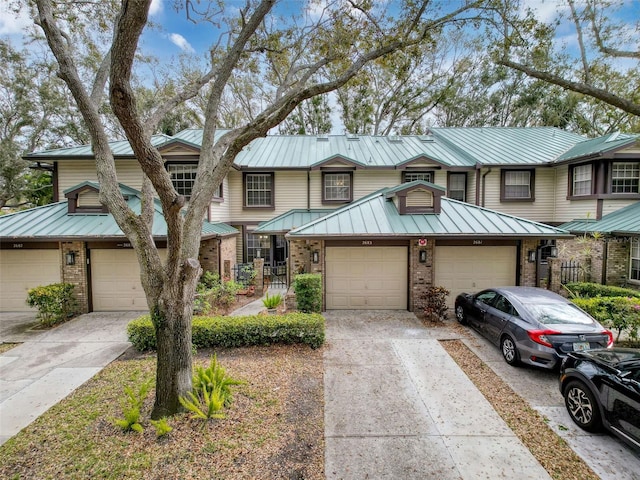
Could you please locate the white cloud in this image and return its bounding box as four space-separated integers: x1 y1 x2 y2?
0 3 32 36
149 0 164 17
169 33 195 53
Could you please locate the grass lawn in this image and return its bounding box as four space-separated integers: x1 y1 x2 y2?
0 344 324 480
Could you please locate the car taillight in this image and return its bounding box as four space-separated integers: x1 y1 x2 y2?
527 329 561 348
603 329 614 347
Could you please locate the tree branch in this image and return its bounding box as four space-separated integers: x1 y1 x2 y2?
498 58 640 116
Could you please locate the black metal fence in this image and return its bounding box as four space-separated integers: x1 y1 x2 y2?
232 261 288 288
560 260 582 284
232 263 255 287
264 261 287 288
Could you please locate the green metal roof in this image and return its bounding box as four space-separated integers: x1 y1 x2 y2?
559 201 640 235
254 209 334 233
288 186 571 238
555 132 638 163
0 183 237 240
25 127 604 169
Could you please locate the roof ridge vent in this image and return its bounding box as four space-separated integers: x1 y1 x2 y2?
317 134 329 142
388 135 403 143
346 133 360 141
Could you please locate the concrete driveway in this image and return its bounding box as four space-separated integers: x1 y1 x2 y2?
461 327 640 480
323 310 551 479
0 311 144 445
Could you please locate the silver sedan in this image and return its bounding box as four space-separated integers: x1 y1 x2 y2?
454 286 614 369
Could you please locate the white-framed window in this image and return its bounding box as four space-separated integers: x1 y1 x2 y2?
612 162 640 194
572 164 592 196
167 163 197 197
631 237 640 282
244 173 273 207
503 170 532 200
403 171 433 183
323 172 352 202
448 173 466 201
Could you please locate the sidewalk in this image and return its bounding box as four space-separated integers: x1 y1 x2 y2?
0 312 141 445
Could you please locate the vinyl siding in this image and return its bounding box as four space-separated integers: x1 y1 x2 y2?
57 159 143 199
554 165 599 222
228 170 308 221
353 170 401 200
482 168 556 222
208 177 231 222
602 199 640 216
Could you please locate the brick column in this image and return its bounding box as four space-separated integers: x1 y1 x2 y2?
253 257 265 295
61 241 89 313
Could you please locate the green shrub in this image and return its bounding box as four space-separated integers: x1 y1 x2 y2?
565 282 640 299
179 355 243 421
195 272 242 314
127 312 325 351
26 283 78 326
113 379 153 433
149 417 173 437
572 296 640 342
262 292 283 309
293 273 322 313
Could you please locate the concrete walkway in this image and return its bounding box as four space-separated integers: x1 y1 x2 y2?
0 311 143 445
323 311 552 479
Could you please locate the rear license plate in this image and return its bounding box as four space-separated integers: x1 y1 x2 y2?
573 342 590 351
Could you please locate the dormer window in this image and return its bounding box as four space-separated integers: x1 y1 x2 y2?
403 171 433 183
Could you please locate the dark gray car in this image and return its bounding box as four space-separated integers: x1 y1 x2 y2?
455 286 614 369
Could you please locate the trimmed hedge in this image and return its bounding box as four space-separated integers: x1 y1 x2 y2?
565 282 640 299
293 273 322 313
127 312 325 351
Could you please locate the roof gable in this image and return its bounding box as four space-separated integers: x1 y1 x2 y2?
288 185 570 238
310 154 365 170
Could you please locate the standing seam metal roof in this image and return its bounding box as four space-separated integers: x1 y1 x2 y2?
26 127 624 171
287 185 570 237
559 201 640 234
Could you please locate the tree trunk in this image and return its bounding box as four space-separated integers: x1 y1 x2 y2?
150 258 201 419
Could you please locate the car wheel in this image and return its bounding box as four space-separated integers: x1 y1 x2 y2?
455 305 466 324
500 335 520 366
564 380 603 432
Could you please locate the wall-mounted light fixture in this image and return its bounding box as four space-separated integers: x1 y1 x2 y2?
256 248 261 259
312 251 319 264
527 250 536 263
419 250 427 263
549 246 558 258
65 251 76 266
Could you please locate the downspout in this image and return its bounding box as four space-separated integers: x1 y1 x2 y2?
475 164 482 205
307 170 311 210
602 239 608 285
481 167 492 208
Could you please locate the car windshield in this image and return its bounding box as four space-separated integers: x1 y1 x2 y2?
525 302 595 325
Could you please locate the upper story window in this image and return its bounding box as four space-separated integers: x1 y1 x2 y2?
612 162 639 194
501 169 534 201
572 164 592 196
323 172 352 203
631 237 640 282
403 171 433 183
167 163 197 197
244 173 273 208
448 173 466 201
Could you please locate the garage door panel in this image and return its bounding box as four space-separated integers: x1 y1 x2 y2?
435 246 516 307
91 249 167 311
0 250 60 311
326 246 407 310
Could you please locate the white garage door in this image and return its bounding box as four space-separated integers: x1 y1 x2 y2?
91 249 166 311
326 246 408 310
434 245 517 306
0 249 60 311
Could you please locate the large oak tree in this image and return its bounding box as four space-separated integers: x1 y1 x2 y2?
33 0 495 417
